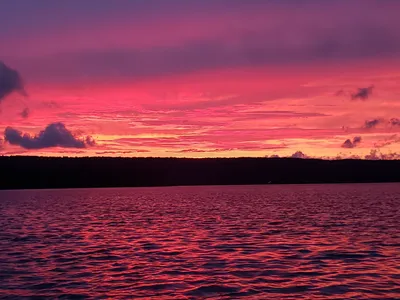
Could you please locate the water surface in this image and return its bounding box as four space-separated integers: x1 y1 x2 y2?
0 184 399 299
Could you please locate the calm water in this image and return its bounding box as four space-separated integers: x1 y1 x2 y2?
0 184 399 299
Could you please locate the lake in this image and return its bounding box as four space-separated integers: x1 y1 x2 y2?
0 184 399 299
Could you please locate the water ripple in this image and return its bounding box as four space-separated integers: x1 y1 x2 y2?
0 183 399 299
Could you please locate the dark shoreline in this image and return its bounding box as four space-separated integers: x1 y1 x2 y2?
1 156 399 190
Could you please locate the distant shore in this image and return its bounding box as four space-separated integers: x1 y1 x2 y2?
0 156 399 190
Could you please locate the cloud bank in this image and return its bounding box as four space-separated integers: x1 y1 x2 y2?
9 0 400 82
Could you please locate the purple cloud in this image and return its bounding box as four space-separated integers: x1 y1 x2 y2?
291 151 309 159
351 86 374 100
364 118 382 129
4 122 95 149
389 118 400 126
364 149 400 160
0 61 26 102
342 136 362 148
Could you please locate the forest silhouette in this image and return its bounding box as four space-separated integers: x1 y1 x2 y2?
0 156 399 189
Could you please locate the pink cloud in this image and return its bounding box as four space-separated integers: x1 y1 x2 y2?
1 1 400 158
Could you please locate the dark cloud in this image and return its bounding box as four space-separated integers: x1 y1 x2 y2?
291 151 308 159
353 136 361 144
0 61 26 102
363 118 400 129
351 86 374 100
20 107 30 119
4 122 95 149
364 118 382 129
342 139 353 148
389 118 400 126
341 136 362 148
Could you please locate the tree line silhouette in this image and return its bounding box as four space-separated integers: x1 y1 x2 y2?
0 156 399 190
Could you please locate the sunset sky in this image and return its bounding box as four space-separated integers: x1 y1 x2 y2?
1 0 400 159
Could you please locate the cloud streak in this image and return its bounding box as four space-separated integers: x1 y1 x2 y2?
374 134 400 148
4 122 95 149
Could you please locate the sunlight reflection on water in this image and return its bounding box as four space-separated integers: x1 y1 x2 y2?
0 183 399 299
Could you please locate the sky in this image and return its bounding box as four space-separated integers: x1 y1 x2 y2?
1 0 400 159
